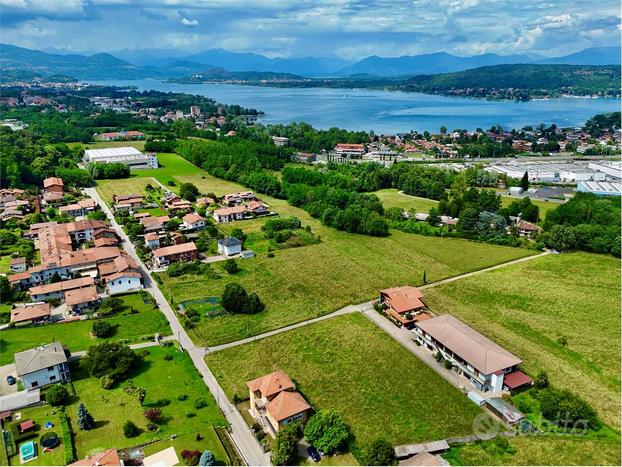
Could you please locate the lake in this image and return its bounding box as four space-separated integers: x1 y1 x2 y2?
95 79 620 134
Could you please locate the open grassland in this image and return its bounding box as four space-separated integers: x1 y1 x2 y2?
68 346 228 462
0 255 11 274
424 252 621 428
0 294 171 365
205 313 484 447
374 188 439 213
133 152 204 188
444 436 621 466
95 177 154 204
499 195 562 221
159 170 535 346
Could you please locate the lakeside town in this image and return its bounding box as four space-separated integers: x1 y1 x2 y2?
0 67 620 467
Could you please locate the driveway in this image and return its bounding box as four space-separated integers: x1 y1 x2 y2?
0 364 18 397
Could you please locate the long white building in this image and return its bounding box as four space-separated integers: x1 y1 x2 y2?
84 147 158 169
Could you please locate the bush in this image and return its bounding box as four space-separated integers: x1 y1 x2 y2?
534 371 549 389
91 321 113 338
304 410 349 455
186 412 196 418
360 439 397 466
181 450 201 466
76 403 94 431
194 398 208 409
164 354 173 361
223 259 239 274
144 408 162 423
46 384 69 406
59 409 76 464
178 394 188 401
221 282 264 314
100 375 115 389
536 387 599 429
444 359 453 370
199 450 215 466
123 420 140 438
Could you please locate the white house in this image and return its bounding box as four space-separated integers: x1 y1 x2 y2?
213 206 245 223
144 233 161 249
217 237 242 257
14 342 71 390
105 271 143 295
181 212 206 231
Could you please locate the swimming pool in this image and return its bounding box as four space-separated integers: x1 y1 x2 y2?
19 440 36 462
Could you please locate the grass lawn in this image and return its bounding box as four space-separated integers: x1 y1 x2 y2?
95 178 155 205
67 345 228 463
499 195 562 221
0 293 171 365
444 436 621 466
0 255 11 274
5 404 65 466
423 252 621 429
373 188 439 213
205 313 484 447
134 152 204 188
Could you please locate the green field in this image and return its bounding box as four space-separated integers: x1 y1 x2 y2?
499 195 562 221
0 294 171 365
95 177 155 205
206 313 483 447
424 252 621 429
134 152 205 188
374 188 439 213
74 140 147 151
0 255 11 274
67 345 228 463
444 436 621 466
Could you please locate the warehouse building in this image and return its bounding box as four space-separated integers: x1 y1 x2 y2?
577 180 622 197
83 147 158 169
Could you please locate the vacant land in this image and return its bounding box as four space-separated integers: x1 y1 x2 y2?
0 294 171 365
444 436 621 466
95 177 154 205
67 345 228 462
206 313 483 447
374 188 439 213
424 252 621 428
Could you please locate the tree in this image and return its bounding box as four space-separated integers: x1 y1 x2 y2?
534 371 549 389
361 439 397 466
542 224 576 251
91 321 113 337
123 420 140 438
537 388 598 429
221 282 264 314
77 403 95 430
303 410 349 455
144 408 162 423
0 276 14 303
46 384 69 406
520 172 529 191
223 259 239 275
81 342 139 382
271 423 300 465
427 207 440 226
97 297 123 317
199 450 215 466
179 182 200 202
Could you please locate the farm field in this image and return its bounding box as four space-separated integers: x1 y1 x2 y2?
424 252 621 429
0 294 171 365
444 436 621 466
374 188 439 213
206 313 484 447
67 345 228 463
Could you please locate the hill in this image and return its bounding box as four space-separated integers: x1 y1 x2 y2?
539 46 621 66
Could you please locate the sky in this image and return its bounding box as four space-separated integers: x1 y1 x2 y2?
0 0 620 60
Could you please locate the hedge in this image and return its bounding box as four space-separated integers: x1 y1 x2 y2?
59 408 76 464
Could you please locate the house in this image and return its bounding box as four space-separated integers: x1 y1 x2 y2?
94 237 119 247
246 370 311 435
167 200 193 213
196 197 215 207
69 448 122 466
98 255 143 295
213 205 246 223
379 286 432 328
181 213 206 231
247 200 269 216
144 233 161 249
271 136 290 146
9 257 27 273
153 242 198 267
28 276 95 302
217 237 242 257
14 342 71 390
413 314 532 392
223 191 255 206
65 285 100 313
10 302 51 324
334 143 366 158
140 215 170 233
112 194 144 212
95 130 145 141
59 199 98 218
516 220 541 238
43 177 64 194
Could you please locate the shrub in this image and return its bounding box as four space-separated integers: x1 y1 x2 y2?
222 282 264 314
144 408 162 423
536 387 599 429
177 394 188 401
181 450 201 465
304 410 349 455
100 375 115 389
199 450 215 466
194 398 207 409
76 403 94 431
59 409 76 464
223 259 239 274
46 384 69 406
271 423 300 465
153 398 171 407
123 420 140 438
444 359 453 370
91 321 113 338
360 439 397 466
164 354 173 361
534 371 549 389
186 412 196 418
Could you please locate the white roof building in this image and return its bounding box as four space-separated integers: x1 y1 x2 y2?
84 147 158 169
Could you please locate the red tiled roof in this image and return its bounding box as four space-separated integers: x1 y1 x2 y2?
503 370 533 389
381 286 425 313
267 390 311 422
153 242 197 257
43 177 64 188
246 370 295 398
11 303 51 323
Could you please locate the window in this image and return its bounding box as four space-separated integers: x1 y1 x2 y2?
31 381 38 387
49 375 56 382
47 366 54 371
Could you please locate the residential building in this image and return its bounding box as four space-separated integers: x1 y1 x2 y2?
42 177 64 205
223 191 255 206
271 136 290 146
333 143 366 158
181 213 206 231
153 242 198 267
9 257 27 273
68 449 122 467
246 370 311 435
213 205 245 223
144 233 161 249
59 199 98 218
247 200 269 216
112 194 145 212
84 147 158 169
140 215 170 233
10 302 51 324
95 130 145 141
196 197 215 207
65 285 101 313
28 276 95 302
14 342 71 390
379 286 432 328
98 255 143 295
413 314 532 392
516 221 541 238
217 237 242 257
190 106 202 118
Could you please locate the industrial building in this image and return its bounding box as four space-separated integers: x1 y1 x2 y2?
577 180 622 196
83 147 158 169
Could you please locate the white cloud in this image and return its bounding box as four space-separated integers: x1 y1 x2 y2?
180 16 199 26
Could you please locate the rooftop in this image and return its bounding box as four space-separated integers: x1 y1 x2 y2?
28 276 94 296
218 237 242 247
10 303 51 323
381 286 425 313
153 242 197 257
246 370 295 398
65 285 99 306
267 390 311 422
14 342 68 376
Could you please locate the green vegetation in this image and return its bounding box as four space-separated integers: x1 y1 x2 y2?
205 313 484 449
0 293 170 365
374 188 439 213
424 252 621 429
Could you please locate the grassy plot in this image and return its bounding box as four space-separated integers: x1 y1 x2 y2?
0 255 11 274
499 195 562 221
67 345 228 463
0 294 171 365
424 252 621 429
373 188 439 213
133 152 205 189
205 313 484 447
444 436 621 466
95 177 155 205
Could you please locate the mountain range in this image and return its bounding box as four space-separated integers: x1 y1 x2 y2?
1 43 620 81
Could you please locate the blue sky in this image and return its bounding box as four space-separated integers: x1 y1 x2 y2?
0 0 620 59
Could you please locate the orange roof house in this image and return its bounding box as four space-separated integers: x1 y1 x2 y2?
69 449 121 466
43 177 64 192
379 286 431 328
10 303 51 324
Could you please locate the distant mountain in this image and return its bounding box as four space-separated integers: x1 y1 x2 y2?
0 43 150 80
538 47 621 66
336 52 533 77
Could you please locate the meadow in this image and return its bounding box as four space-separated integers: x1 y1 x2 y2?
499 195 562 221
0 294 171 365
373 188 439 213
205 313 484 447
67 345 228 463
424 252 621 429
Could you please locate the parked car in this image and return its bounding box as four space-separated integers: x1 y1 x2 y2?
6 375 16 385
307 446 321 462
